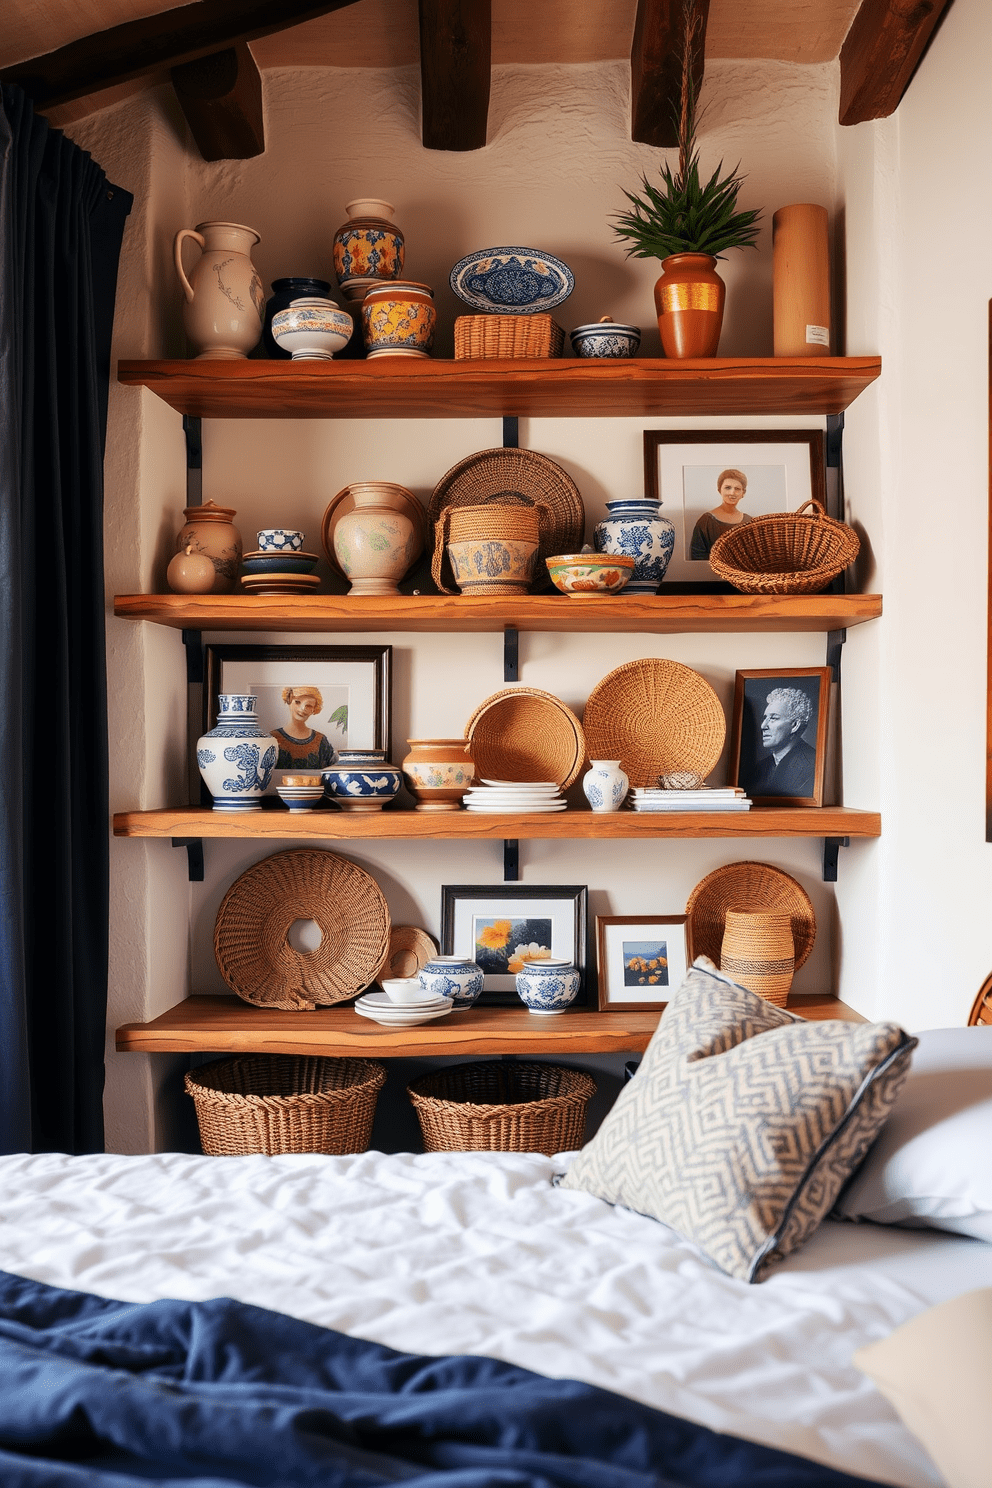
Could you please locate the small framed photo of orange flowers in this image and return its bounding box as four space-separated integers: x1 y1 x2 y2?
441 884 588 1006
596 915 688 1011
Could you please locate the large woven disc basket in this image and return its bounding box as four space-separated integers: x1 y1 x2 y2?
408 1061 596 1155
185 1055 386 1155
685 860 816 970
708 499 860 595
582 659 725 787
465 686 586 788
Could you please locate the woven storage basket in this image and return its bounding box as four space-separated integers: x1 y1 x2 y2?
719 909 795 1007
582 658 726 788
465 686 586 788
686 860 816 970
454 313 565 360
708 499 860 595
408 1061 596 1154
185 1055 386 1155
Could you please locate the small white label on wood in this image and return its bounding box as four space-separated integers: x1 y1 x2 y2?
806 325 830 346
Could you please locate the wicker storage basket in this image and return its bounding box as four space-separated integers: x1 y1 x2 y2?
708 499 860 595
408 1061 596 1154
465 685 586 788
185 1054 386 1155
454 314 565 359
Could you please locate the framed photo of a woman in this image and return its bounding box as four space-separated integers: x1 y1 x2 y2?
729 668 831 807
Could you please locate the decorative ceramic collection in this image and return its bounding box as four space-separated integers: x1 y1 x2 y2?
545 552 635 596
449 248 574 314
361 281 436 357
593 497 675 593
175 500 242 594
271 297 353 359
515 957 580 1015
333 199 405 299
261 277 334 357
569 317 640 358
174 221 265 359
419 956 484 1007
581 759 629 813
332 484 422 594
401 738 475 811
321 749 402 811
197 695 278 811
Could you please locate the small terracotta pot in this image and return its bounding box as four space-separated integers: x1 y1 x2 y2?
401 738 475 812
720 909 795 1006
653 253 726 359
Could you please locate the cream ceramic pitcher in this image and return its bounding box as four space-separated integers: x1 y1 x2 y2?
174 220 265 359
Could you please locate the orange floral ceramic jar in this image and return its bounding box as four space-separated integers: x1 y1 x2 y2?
361 282 436 358
401 739 475 812
333 199 405 298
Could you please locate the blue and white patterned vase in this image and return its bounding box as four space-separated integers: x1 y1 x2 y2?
321 749 403 811
581 759 629 813
593 498 675 593
515 958 581 1015
419 956 484 1007
196 694 278 812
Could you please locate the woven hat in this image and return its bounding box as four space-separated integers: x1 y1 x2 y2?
582 659 726 787
465 686 586 788
685 861 816 969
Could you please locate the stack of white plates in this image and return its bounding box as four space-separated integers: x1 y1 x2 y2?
463 779 567 814
353 990 454 1026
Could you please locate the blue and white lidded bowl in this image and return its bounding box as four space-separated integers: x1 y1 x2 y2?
569 318 641 359
419 956 484 1007
321 749 402 811
196 694 278 812
593 498 676 594
515 958 581 1015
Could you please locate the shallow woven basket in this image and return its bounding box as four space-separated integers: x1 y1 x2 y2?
185 1055 386 1155
582 659 726 788
454 313 565 360
686 860 816 970
465 686 586 788
408 1061 596 1154
708 499 860 595
375 924 438 982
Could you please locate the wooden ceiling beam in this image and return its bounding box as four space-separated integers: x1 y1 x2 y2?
839 0 956 125
630 0 709 148
171 41 264 162
0 0 362 109
418 0 491 152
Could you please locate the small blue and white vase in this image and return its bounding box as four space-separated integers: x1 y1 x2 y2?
321 748 403 811
515 958 581 1015
196 694 278 812
419 956 484 1007
581 759 629 813
593 498 675 593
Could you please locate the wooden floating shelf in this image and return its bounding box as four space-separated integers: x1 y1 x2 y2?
113 805 881 842
117 356 882 420
113 591 882 635
115 993 866 1058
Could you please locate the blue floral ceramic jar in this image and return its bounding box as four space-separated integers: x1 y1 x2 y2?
196 695 278 812
515 958 581 1015
581 759 629 813
419 956 484 1007
593 498 675 593
321 749 402 812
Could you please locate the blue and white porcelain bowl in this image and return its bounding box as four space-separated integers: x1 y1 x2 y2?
515 957 581 1015
271 297 353 360
569 320 641 358
419 956 484 1007
593 498 676 594
256 529 306 552
321 749 402 812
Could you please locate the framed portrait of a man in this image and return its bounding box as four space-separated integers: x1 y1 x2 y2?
729 668 831 807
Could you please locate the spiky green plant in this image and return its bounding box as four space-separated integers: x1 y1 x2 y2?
612 5 761 261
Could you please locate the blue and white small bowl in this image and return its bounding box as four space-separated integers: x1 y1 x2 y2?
419 956 484 1007
569 319 641 359
321 749 402 812
257 529 305 552
515 958 580 1015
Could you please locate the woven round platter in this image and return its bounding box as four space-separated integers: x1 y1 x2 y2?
428 448 584 593
685 861 816 970
581 659 726 788
214 848 391 1010
375 924 438 982
465 687 586 789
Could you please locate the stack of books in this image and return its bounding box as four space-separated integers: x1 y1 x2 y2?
630 787 752 813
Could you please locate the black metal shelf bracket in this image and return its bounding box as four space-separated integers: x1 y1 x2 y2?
502 415 519 449
503 839 519 881
822 836 849 883
826 627 846 683
172 837 205 882
183 414 202 506
503 626 519 682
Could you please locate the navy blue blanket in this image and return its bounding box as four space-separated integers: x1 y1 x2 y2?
0 1270 880 1488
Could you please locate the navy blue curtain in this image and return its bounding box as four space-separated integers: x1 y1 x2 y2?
0 86 132 1154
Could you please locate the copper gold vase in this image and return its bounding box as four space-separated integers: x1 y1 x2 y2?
653 253 726 358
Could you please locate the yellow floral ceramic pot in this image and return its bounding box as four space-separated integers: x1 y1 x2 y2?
446 538 538 597
333 199 405 293
361 282 436 358
401 738 475 812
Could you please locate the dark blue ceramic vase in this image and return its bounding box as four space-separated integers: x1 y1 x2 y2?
261 278 334 357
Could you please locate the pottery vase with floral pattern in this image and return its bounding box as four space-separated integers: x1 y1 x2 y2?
174 221 265 359
332 486 421 595
593 498 675 593
196 695 277 812
333 199 405 298
515 958 580 1015
361 281 436 357
581 759 629 813
401 738 475 812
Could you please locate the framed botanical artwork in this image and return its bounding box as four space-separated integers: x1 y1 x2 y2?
203 644 391 795
440 884 588 1007
643 429 827 586
596 916 688 1011
729 667 832 807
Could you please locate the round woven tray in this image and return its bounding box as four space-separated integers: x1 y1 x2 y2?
708 499 860 595
465 687 586 788
375 924 438 982
320 482 427 577
408 1061 596 1155
428 448 584 594
582 659 726 787
685 861 816 970
214 848 391 1010
185 1055 386 1155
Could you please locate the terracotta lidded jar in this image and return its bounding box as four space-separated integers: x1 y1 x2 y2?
720 909 795 1007
401 738 475 812
653 252 726 359
333 199 405 295
175 500 242 594
174 221 265 359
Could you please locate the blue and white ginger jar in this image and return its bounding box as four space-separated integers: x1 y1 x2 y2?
321 748 402 810
581 759 629 813
419 956 484 1007
196 694 278 812
515 957 581 1015
593 498 675 593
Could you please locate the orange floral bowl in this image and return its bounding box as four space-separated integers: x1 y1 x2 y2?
545 552 635 596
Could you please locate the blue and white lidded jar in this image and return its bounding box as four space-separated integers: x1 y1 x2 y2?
196 694 278 812
321 748 403 810
593 498 675 593
582 759 629 813
419 956 484 1007
515 958 581 1015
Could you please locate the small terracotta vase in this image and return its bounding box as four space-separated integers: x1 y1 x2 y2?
333 487 420 595
720 909 795 1007
174 221 265 359
167 544 215 594
361 281 436 358
401 738 475 812
333 199 405 291
175 500 242 594
653 252 726 359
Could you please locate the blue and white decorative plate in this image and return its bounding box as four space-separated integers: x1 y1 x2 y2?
449 247 574 314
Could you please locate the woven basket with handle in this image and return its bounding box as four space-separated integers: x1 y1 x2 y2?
408 1061 596 1154
708 499 860 595
433 503 544 594
185 1055 386 1155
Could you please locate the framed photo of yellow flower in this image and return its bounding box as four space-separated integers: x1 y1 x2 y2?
440 885 588 1006
595 915 688 1011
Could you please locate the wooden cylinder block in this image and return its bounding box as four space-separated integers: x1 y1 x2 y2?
773 204 831 357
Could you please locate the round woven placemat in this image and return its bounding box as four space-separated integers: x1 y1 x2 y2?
428 448 584 593
375 924 438 982
685 860 816 970
214 848 391 1010
465 687 585 788
582 659 725 788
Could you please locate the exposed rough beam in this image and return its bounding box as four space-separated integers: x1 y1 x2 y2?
0 0 362 109
839 0 956 125
419 0 491 152
630 0 709 148
171 42 264 161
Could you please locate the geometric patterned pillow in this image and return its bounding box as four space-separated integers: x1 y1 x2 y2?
559 958 916 1281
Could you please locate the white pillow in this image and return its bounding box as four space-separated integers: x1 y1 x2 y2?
834 1026 992 1240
